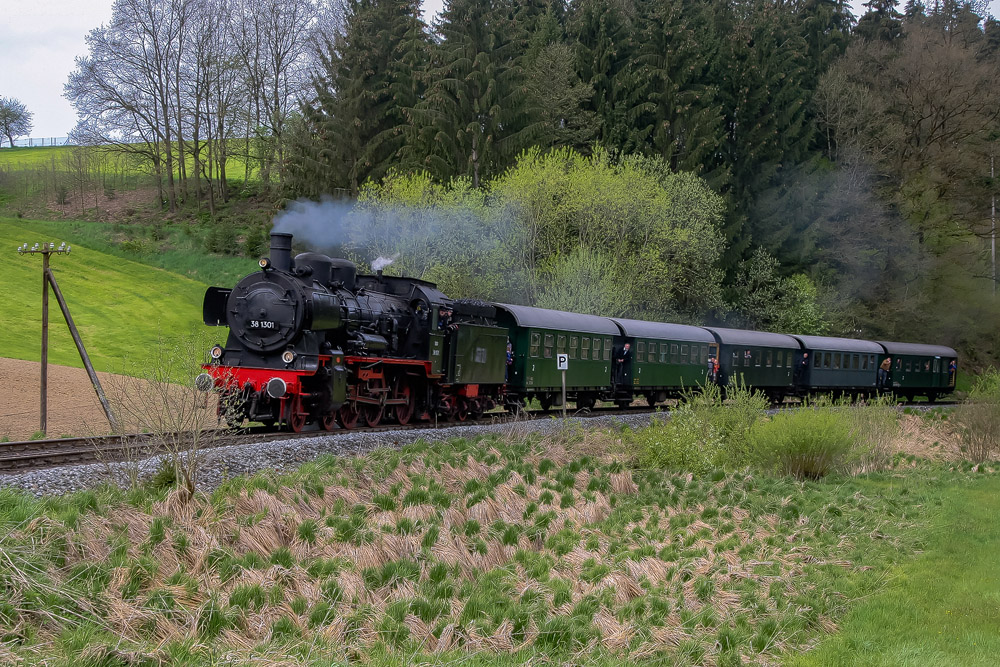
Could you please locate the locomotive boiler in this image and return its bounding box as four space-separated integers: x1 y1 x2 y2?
199 232 508 431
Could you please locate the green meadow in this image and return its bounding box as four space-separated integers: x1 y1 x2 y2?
0 143 257 177
0 219 213 372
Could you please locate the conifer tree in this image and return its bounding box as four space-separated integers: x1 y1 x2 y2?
712 0 813 265
854 0 903 42
408 0 542 187
626 0 726 184
287 0 429 196
570 0 638 150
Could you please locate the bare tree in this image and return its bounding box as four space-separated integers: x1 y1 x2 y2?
0 97 33 147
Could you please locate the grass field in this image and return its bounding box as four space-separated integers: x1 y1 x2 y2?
0 143 258 178
789 472 1000 666
0 220 213 372
0 418 994 666
6 216 261 287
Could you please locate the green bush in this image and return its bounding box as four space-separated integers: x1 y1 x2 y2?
749 408 854 479
635 404 720 473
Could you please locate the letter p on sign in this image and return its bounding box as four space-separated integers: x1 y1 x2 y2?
557 354 569 371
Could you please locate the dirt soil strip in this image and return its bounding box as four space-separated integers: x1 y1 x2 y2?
0 357 120 440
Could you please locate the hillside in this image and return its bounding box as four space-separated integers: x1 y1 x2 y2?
0 219 212 373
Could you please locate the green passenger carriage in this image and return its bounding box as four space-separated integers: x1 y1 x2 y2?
495 304 617 410
703 327 799 399
790 335 882 396
609 318 717 405
877 341 957 401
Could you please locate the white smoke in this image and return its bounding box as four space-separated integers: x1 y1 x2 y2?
371 253 399 271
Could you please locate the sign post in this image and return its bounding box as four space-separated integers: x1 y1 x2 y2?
556 354 569 418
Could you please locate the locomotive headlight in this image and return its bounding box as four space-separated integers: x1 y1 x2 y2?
259 257 271 270
210 345 224 360
281 350 296 364
266 377 287 398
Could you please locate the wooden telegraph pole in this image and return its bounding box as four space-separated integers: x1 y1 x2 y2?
18 242 118 435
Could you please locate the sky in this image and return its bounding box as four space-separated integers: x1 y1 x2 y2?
0 0 996 139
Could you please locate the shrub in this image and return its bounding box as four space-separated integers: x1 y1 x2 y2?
846 395 900 472
635 404 720 473
749 408 854 479
953 369 1000 462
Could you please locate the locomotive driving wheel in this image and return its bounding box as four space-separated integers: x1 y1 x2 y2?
287 398 307 433
456 398 470 422
363 378 386 427
320 413 337 431
394 379 415 425
337 401 360 429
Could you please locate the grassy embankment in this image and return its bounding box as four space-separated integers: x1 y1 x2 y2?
0 220 217 372
0 411 995 666
0 144 257 177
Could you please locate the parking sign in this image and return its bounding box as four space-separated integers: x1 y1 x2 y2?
557 353 569 371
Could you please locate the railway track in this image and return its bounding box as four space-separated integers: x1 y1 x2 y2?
0 401 957 474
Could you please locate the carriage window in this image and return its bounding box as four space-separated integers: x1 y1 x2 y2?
755 350 762 367
814 354 821 368
581 337 590 360
649 342 657 363
530 332 540 358
743 350 751 367
933 359 941 373
671 344 679 363
905 360 912 372
823 353 831 369
569 336 578 359
871 354 877 369
766 350 773 367
861 355 868 370
605 338 613 360
896 358 902 370
661 346 669 363
833 354 840 369
702 346 709 364
732 350 739 364
557 335 566 353
593 338 601 357
544 334 554 358
853 354 860 370
637 342 646 359
924 360 931 372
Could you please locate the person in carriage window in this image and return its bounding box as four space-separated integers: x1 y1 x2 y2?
614 343 632 385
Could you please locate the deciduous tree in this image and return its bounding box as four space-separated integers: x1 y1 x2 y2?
0 97 33 148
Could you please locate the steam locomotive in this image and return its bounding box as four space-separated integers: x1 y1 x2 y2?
199 232 958 432
199 232 508 431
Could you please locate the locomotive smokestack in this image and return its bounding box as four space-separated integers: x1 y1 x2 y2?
270 232 293 272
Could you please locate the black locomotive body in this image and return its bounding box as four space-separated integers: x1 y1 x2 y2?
200 232 508 431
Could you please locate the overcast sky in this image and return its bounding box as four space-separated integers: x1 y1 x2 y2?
0 0 995 139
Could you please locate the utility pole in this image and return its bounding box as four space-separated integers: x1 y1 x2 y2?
993 152 996 295
18 242 118 434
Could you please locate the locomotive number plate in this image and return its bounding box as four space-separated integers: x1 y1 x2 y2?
249 320 278 330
